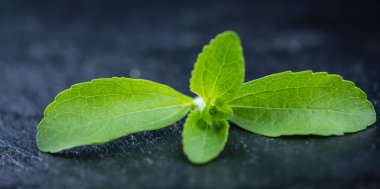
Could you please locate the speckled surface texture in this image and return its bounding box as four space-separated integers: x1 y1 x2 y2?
0 0 379 188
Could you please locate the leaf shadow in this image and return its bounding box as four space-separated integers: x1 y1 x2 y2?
223 124 378 163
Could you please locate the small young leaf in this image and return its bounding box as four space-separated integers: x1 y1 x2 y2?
195 101 233 125
182 110 229 164
37 78 193 152
209 103 233 120
190 31 245 104
228 71 376 137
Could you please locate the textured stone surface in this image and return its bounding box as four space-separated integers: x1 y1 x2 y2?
0 0 379 188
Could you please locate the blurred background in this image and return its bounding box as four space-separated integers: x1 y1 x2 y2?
0 0 379 188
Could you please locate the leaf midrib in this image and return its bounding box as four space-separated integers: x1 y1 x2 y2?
49 104 189 126
208 40 234 100
230 105 371 116
198 125 210 161
229 84 355 102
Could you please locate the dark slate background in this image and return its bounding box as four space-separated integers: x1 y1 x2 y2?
0 0 379 188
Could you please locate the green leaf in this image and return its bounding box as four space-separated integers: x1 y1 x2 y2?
37 78 193 152
190 31 245 104
228 71 376 137
182 110 229 164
